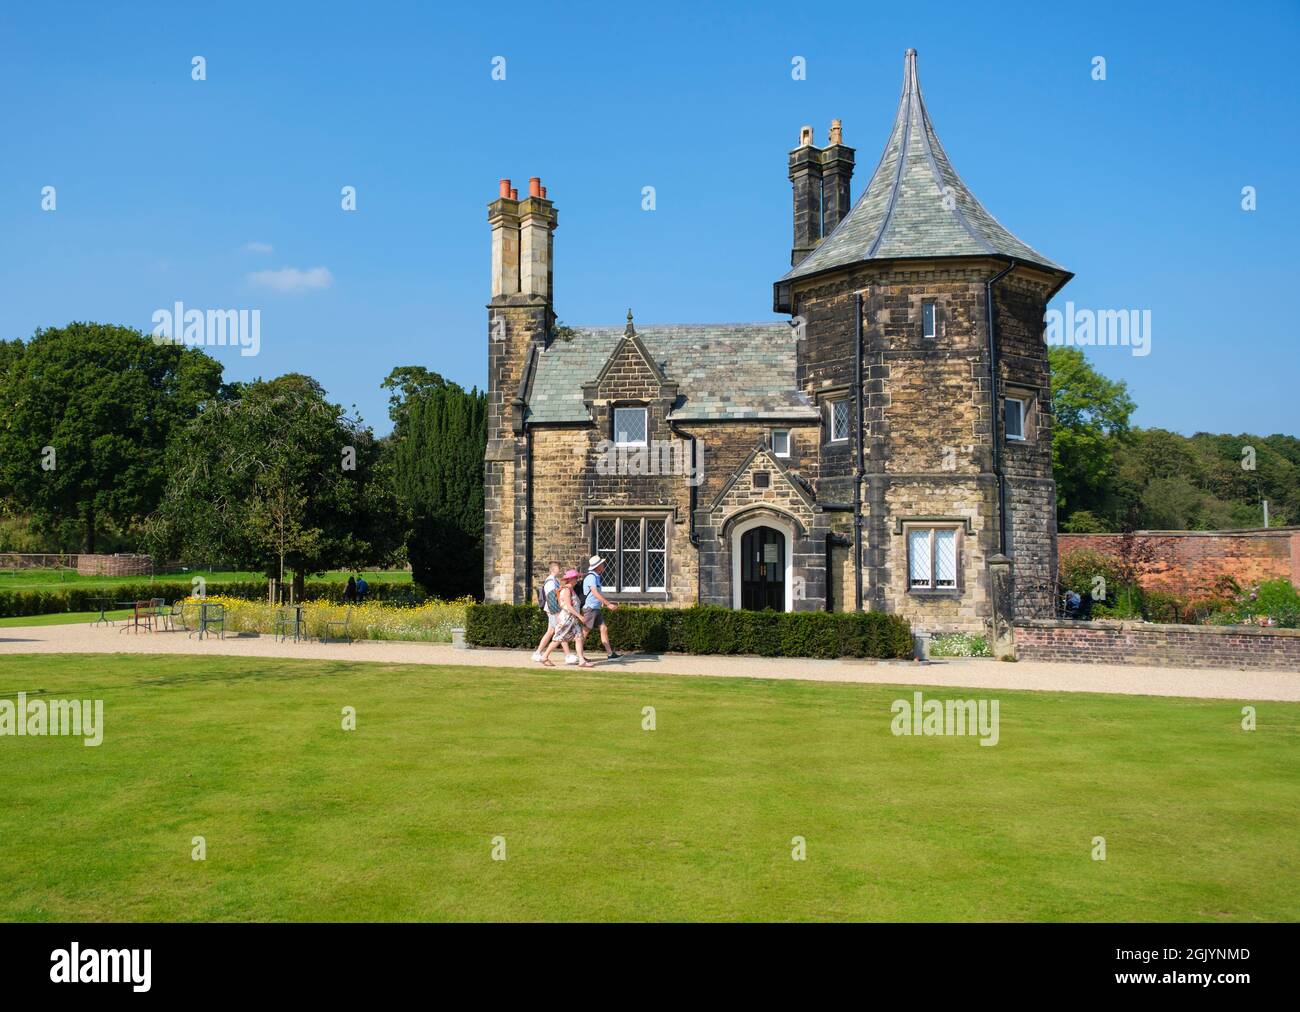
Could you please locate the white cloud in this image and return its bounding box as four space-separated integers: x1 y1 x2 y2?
247 266 334 293
243 241 274 254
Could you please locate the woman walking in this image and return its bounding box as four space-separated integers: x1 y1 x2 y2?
540 569 592 668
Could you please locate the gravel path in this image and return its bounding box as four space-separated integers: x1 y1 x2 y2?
1 622 1296 701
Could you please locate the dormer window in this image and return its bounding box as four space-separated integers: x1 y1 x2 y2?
613 406 648 446
922 300 937 339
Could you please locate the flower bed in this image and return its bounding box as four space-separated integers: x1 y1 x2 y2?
205 596 470 643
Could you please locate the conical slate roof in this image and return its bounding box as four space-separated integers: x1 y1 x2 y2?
779 49 1067 288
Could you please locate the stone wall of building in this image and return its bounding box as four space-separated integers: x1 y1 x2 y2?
1016 618 1300 671
1058 529 1300 596
783 259 1060 631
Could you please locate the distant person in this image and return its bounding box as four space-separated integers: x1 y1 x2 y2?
343 575 357 603
582 555 620 661
532 562 562 662
356 574 370 601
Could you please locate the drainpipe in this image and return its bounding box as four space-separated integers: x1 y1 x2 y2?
853 292 864 611
985 260 1016 555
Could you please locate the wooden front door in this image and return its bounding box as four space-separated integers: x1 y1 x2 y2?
740 526 785 611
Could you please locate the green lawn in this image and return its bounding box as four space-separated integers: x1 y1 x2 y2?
1 653 1295 922
0 569 412 592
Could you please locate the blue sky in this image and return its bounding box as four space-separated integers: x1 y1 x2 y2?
2 0 1296 436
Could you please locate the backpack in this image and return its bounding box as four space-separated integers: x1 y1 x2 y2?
539 576 561 613
574 574 594 612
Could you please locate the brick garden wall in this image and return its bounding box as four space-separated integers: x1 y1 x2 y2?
1016 618 1300 671
1058 529 1300 596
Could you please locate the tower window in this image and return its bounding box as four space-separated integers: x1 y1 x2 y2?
829 399 850 442
908 526 959 591
771 429 791 457
1004 398 1027 441
922 301 937 339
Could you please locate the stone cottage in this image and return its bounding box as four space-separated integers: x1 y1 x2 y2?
483 49 1071 632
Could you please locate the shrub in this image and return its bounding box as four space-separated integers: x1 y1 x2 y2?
465 604 914 659
464 603 547 649
1140 590 1189 625
1058 548 1121 598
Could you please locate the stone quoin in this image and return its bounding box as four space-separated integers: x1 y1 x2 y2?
483 50 1071 633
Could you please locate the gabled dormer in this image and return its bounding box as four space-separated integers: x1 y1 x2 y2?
582 311 679 444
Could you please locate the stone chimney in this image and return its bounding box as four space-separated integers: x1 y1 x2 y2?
789 126 821 267
820 119 855 235
788 121 855 267
489 179 521 297
484 176 559 605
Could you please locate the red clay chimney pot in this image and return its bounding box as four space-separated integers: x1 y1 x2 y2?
499 178 511 199
529 177 542 197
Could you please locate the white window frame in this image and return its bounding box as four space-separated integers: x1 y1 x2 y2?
907 525 960 592
829 399 850 443
771 429 791 457
592 515 668 594
1004 397 1027 441
922 300 937 340
613 406 648 447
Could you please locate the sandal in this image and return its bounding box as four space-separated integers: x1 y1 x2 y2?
540 658 556 667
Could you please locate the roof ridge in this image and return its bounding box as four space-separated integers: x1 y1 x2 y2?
866 49 918 259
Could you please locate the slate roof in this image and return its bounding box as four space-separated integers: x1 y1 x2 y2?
779 49 1067 288
526 323 818 424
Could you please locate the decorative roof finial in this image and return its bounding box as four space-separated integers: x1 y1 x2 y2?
625 308 635 336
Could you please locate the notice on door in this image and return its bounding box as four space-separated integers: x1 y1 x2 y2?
763 543 779 564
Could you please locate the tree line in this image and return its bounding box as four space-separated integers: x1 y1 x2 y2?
1049 348 1298 531
0 323 484 600
0 325 1293 599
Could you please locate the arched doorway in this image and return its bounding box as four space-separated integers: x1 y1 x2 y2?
738 525 786 611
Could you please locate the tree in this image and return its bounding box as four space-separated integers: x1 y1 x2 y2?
1049 347 1134 529
244 464 321 598
381 366 449 435
0 323 223 551
386 374 487 599
148 374 401 593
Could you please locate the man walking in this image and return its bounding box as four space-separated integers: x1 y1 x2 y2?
532 561 562 662
582 555 620 661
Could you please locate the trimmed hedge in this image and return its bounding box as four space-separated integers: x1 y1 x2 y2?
465 603 914 660
0 579 427 619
